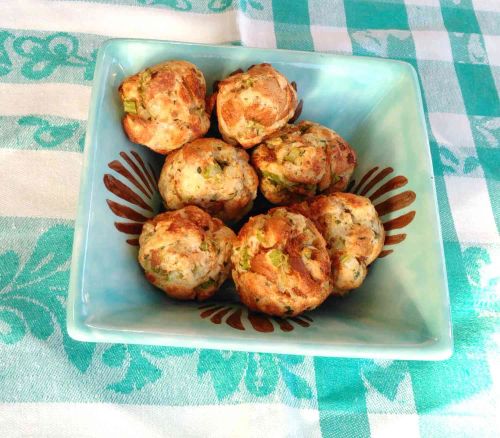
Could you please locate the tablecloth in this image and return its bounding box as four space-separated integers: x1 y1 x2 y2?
0 1 498 437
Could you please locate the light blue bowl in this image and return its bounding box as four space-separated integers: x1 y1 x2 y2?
67 39 452 360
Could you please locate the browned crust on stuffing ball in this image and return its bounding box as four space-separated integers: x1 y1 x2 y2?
119 60 210 154
216 64 298 148
158 138 258 223
252 121 357 205
289 193 385 295
138 206 235 301
231 208 332 317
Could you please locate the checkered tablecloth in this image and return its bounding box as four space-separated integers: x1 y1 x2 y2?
0 1 498 437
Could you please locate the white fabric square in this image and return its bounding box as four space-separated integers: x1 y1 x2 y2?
484 35 500 66
429 113 475 148
412 30 453 61
238 14 276 48
368 414 420 438
472 0 500 12
310 25 352 54
445 175 500 245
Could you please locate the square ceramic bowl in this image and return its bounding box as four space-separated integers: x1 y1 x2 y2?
67 39 452 360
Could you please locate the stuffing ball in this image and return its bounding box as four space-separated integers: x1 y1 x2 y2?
216 63 298 148
158 138 259 222
119 60 210 154
252 121 357 204
291 193 385 295
138 206 236 301
231 207 332 317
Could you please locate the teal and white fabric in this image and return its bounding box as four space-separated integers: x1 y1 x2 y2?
0 1 498 437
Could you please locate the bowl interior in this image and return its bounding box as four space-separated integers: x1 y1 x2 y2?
69 40 451 359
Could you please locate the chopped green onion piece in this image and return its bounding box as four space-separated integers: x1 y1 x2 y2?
340 253 352 264
200 241 209 251
240 246 251 270
268 248 287 267
284 147 302 163
123 100 137 114
261 171 293 187
285 306 294 315
332 174 341 184
256 229 265 243
199 278 216 289
202 162 222 179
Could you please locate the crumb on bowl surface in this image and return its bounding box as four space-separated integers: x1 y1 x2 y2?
138 206 236 301
231 207 332 317
216 63 298 148
119 60 210 154
252 120 357 204
158 137 259 223
290 193 385 295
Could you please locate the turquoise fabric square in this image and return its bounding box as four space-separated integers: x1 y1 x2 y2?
455 63 500 116
344 1 410 31
272 0 311 26
315 358 370 437
441 4 481 34
273 22 314 50
272 0 314 50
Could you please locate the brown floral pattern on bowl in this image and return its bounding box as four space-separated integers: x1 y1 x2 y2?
103 150 159 246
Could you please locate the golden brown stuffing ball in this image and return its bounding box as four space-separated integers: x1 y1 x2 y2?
252 121 357 204
231 207 332 317
138 206 236 301
119 60 210 154
216 63 298 148
158 138 259 223
291 193 385 295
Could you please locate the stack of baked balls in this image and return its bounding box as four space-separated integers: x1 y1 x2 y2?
119 60 385 317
